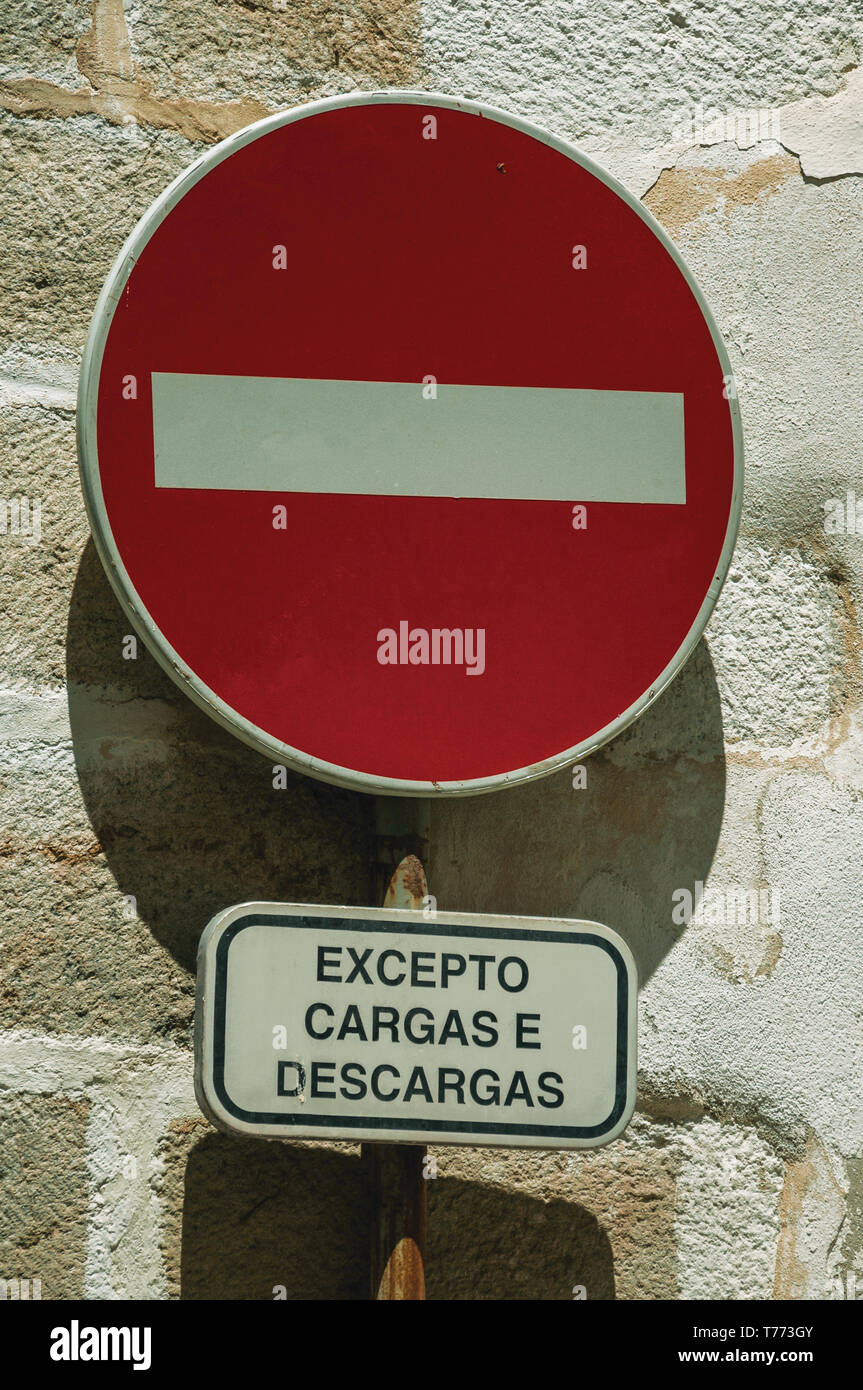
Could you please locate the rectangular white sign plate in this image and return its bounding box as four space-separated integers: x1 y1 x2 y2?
195 903 637 1150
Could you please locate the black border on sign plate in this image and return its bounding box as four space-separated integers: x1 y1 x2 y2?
211 915 630 1138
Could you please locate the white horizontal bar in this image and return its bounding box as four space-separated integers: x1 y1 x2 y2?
152 373 685 503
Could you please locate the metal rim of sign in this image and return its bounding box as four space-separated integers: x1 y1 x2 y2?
77 89 744 799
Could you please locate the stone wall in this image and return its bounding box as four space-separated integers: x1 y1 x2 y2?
1 0 861 1299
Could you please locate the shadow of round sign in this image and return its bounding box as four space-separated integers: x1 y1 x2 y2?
77 90 742 797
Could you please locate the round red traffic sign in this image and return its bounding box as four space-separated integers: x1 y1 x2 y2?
78 92 742 796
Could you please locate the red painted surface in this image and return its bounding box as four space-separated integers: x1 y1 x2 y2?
95 100 735 784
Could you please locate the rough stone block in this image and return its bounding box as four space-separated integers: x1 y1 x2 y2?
0 113 202 357
0 1093 89 1300
129 0 422 108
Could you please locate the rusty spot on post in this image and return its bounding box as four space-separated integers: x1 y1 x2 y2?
384 852 427 910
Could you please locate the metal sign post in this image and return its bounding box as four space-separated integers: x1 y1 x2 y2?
366 837 430 1300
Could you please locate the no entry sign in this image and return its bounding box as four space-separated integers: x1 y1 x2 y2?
78 92 742 796
194 904 637 1148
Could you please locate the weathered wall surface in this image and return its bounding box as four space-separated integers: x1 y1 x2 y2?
1 0 861 1300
